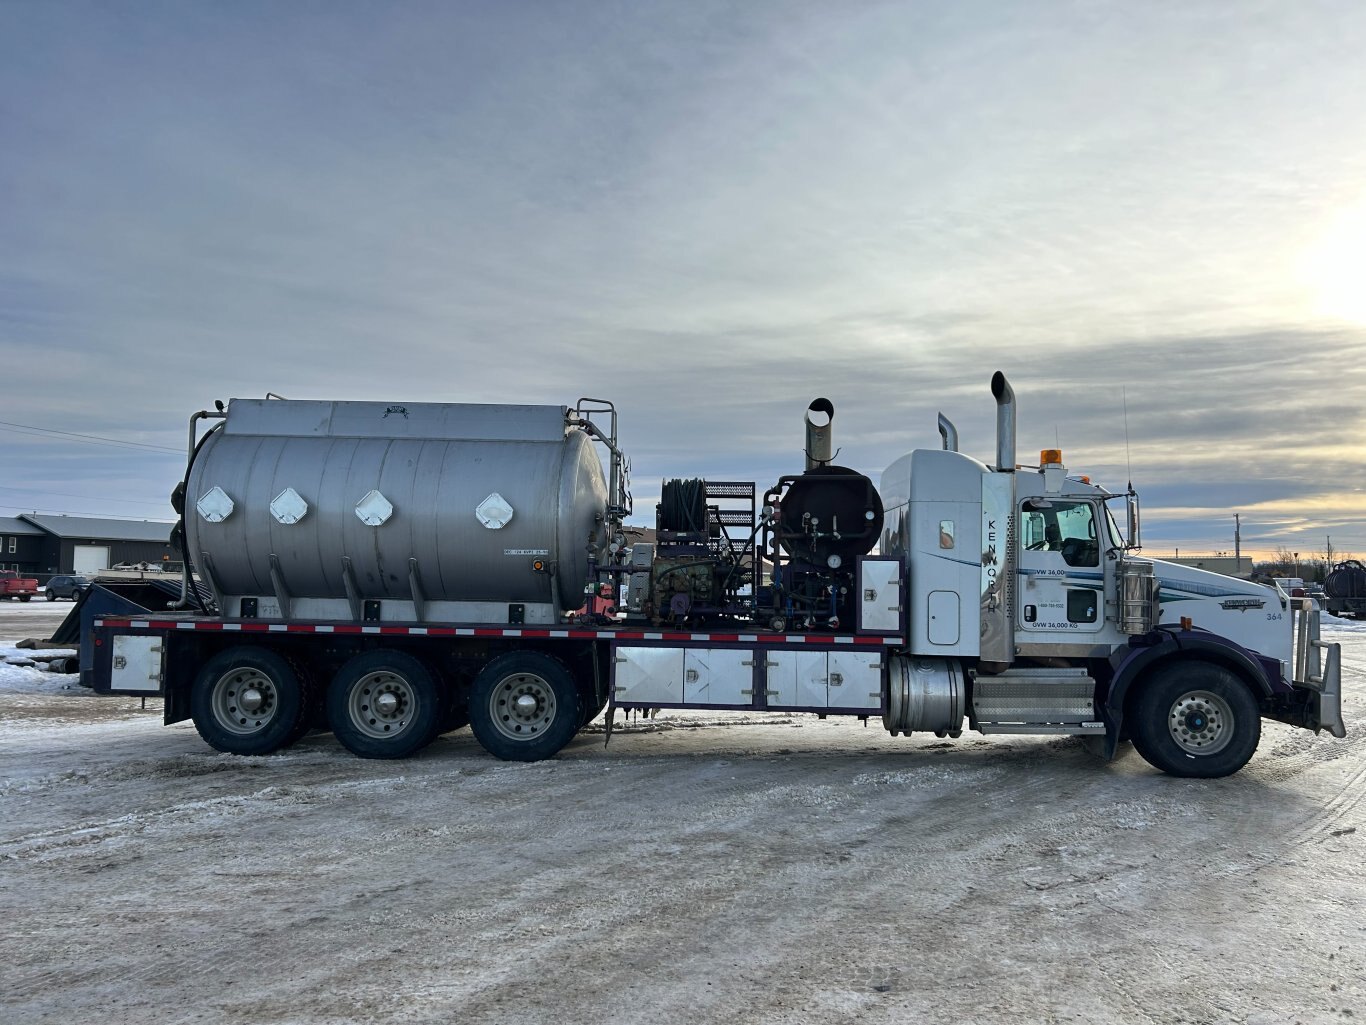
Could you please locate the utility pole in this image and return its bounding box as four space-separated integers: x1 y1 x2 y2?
1235 513 1242 574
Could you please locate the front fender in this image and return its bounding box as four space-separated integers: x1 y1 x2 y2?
1101 629 1279 759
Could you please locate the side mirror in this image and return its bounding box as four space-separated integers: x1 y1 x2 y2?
1126 492 1141 550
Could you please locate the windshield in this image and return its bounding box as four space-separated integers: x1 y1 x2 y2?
1105 506 1125 548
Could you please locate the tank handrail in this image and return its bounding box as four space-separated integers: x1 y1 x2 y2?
574 399 618 446
573 400 632 519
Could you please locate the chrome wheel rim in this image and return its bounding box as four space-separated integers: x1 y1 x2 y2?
348 670 418 739
211 667 279 736
489 672 556 742
1167 690 1234 755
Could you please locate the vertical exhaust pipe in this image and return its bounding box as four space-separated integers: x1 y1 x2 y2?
937 413 958 452
991 371 1016 472
980 371 1017 671
805 398 834 469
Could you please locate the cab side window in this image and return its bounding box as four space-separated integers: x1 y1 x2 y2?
1020 501 1099 567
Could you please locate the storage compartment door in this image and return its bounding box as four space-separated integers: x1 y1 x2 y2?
927 590 961 645
858 557 903 634
683 648 753 705
766 650 829 708
827 650 883 711
110 635 164 693
613 647 685 705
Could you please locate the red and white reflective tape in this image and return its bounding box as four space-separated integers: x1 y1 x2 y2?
91 617 901 646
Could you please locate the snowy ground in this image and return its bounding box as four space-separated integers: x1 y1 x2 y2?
2 603 1364 1024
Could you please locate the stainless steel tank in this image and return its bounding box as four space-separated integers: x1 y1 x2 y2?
185 399 608 613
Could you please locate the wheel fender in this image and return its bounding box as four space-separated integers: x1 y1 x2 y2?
1104 631 1273 758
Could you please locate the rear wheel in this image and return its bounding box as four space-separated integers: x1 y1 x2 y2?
191 646 307 756
1130 662 1261 778
18 594 30 602
579 683 608 727
469 652 580 761
327 650 441 759
440 693 471 734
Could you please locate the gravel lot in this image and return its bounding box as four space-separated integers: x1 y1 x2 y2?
3 601 1364 1024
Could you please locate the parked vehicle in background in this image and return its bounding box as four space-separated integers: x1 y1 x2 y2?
44 574 90 601
1325 560 1366 618
1273 577 1306 596
0 570 39 602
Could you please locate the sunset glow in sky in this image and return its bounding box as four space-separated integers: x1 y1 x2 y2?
2 1 1364 560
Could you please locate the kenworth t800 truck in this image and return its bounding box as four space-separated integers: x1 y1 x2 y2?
89 372 1343 778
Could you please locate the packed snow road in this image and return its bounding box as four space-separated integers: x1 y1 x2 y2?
2 601 1364 1024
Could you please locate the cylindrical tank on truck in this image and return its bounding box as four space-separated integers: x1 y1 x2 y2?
1324 560 1366 618
183 399 611 623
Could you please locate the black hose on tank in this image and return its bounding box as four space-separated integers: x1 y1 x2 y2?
175 422 221 614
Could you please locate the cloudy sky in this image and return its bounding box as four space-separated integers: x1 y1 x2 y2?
2 0 1364 560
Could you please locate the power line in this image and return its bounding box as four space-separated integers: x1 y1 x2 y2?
0 419 182 454
0 502 175 521
0 485 172 509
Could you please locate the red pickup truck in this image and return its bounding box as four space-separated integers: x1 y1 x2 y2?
0 570 39 601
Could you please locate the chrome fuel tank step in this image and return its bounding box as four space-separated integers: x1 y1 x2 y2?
971 667 1103 735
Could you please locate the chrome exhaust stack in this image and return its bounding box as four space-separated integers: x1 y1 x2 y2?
980 371 1017 671
991 371 1016 472
805 398 834 469
938 413 959 452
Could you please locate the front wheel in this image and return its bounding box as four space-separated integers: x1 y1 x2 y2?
1130 662 1261 778
190 646 307 756
469 652 581 762
327 650 441 759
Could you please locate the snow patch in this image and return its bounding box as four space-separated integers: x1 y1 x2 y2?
0 642 82 695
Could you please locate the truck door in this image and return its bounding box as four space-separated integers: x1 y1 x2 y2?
1016 499 1106 636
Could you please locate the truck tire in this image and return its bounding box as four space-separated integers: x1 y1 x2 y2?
19 594 30 602
1130 662 1261 778
440 695 471 734
579 684 609 727
469 652 581 762
190 646 307 756
327 650 441 759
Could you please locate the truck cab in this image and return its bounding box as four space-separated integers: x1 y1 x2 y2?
876 372 1341 777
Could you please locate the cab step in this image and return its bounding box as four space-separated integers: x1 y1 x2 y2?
971 667 1101 734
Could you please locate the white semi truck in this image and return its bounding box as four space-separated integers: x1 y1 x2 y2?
89 372 1344 778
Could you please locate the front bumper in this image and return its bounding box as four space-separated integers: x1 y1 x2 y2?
1293 603 1346 738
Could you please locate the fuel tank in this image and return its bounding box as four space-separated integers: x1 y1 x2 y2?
184 399 607 612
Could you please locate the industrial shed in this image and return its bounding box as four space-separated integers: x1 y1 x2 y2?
0 514 177 579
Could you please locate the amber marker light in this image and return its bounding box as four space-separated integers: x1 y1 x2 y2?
1040 449 1063 465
